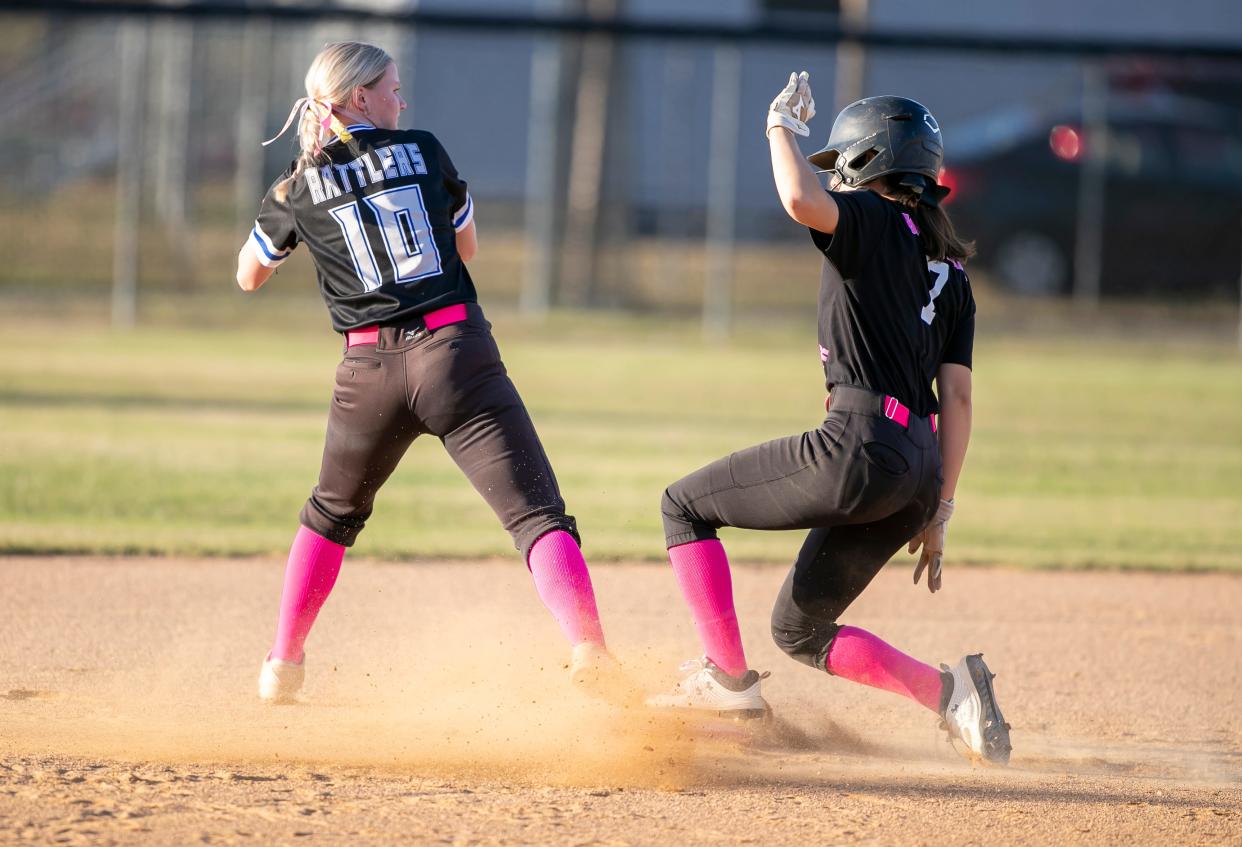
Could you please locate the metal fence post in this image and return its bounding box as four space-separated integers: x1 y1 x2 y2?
1073 63 1107 308
521 0 567 317
654 48 695 298
235 18 272 232
833 0 869 113
112 20 148 329
152 19 193 242
703 44 740 340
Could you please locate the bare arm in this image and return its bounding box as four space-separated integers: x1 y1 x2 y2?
909 362 972 593
935 362 973 500
765 71 840 234
768 128 840 233
456 219 477 264
236 243 275 292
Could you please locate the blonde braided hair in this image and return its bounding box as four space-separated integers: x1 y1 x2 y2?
267 42 392 200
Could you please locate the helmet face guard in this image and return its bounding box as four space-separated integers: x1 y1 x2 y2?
809 95 950 206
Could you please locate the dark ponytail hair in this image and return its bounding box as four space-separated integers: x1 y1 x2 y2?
879 175 976 263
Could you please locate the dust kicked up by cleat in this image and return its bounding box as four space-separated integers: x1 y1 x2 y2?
646 657 772 722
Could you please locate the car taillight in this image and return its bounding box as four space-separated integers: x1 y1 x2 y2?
938 166 960 204
1049 125 1082 162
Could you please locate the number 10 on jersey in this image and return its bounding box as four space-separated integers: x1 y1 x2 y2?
329 185 444 291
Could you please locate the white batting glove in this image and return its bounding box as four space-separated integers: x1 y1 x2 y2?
766 71 816 138
910 498 954 593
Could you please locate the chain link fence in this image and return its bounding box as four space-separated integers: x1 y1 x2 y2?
1 4 1240 333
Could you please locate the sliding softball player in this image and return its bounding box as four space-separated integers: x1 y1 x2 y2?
648 73 1011 765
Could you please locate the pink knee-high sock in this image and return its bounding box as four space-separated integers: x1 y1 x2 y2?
269 526 346 664
527 530 605 647
667 539 748 678
824 625 944 713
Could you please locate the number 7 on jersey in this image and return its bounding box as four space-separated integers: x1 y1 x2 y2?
921 260 951 325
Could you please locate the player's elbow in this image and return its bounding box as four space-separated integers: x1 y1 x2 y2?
942 391 971 417
456 220 478 264
235 245 272 292
783 191 814 224
939 380 972 412
236 268 259 292
936 364 972 404
783 192 837 232
236 263 271 293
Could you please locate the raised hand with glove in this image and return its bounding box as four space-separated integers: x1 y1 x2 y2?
766 71 839 233
766 70 816 137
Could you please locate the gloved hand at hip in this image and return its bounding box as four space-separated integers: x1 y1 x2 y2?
910 498 954 593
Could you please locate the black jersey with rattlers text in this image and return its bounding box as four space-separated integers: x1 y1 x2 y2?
810 189 975 417
249 127 476 332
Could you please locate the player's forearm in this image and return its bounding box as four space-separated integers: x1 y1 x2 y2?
937 393 971 501
768 128 838 232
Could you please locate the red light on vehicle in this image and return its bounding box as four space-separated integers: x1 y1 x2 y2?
1049 125 1082 161
937 166 961 204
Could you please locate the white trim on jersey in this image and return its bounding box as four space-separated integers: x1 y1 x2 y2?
251 224 293 268
452 194 474 232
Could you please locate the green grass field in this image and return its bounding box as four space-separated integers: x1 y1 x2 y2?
2 308 1240 570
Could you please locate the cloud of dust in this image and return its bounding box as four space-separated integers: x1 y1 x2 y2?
7 617 770 790
0 562 947 789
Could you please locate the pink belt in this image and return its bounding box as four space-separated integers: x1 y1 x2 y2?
345 303 468 348
826 392 938 433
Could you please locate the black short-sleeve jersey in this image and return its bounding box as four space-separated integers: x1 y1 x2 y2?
809 189 976 417
249 126 477 332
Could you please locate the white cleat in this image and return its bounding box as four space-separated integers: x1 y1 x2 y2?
569 642 640 707
940 653 1011 765
258 655 305 704
646 657 770 720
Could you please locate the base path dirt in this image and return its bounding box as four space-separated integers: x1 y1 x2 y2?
1 557 1239 846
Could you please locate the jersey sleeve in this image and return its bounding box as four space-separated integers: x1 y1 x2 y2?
249 172 299 268
807 190 886 279
433 137 473 232
941 272 977 369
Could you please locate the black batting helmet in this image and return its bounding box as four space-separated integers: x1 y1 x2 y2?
808 95 950 206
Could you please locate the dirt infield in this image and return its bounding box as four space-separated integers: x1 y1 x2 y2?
1 557 1239 845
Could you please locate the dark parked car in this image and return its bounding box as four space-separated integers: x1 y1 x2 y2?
941 93 1242 298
